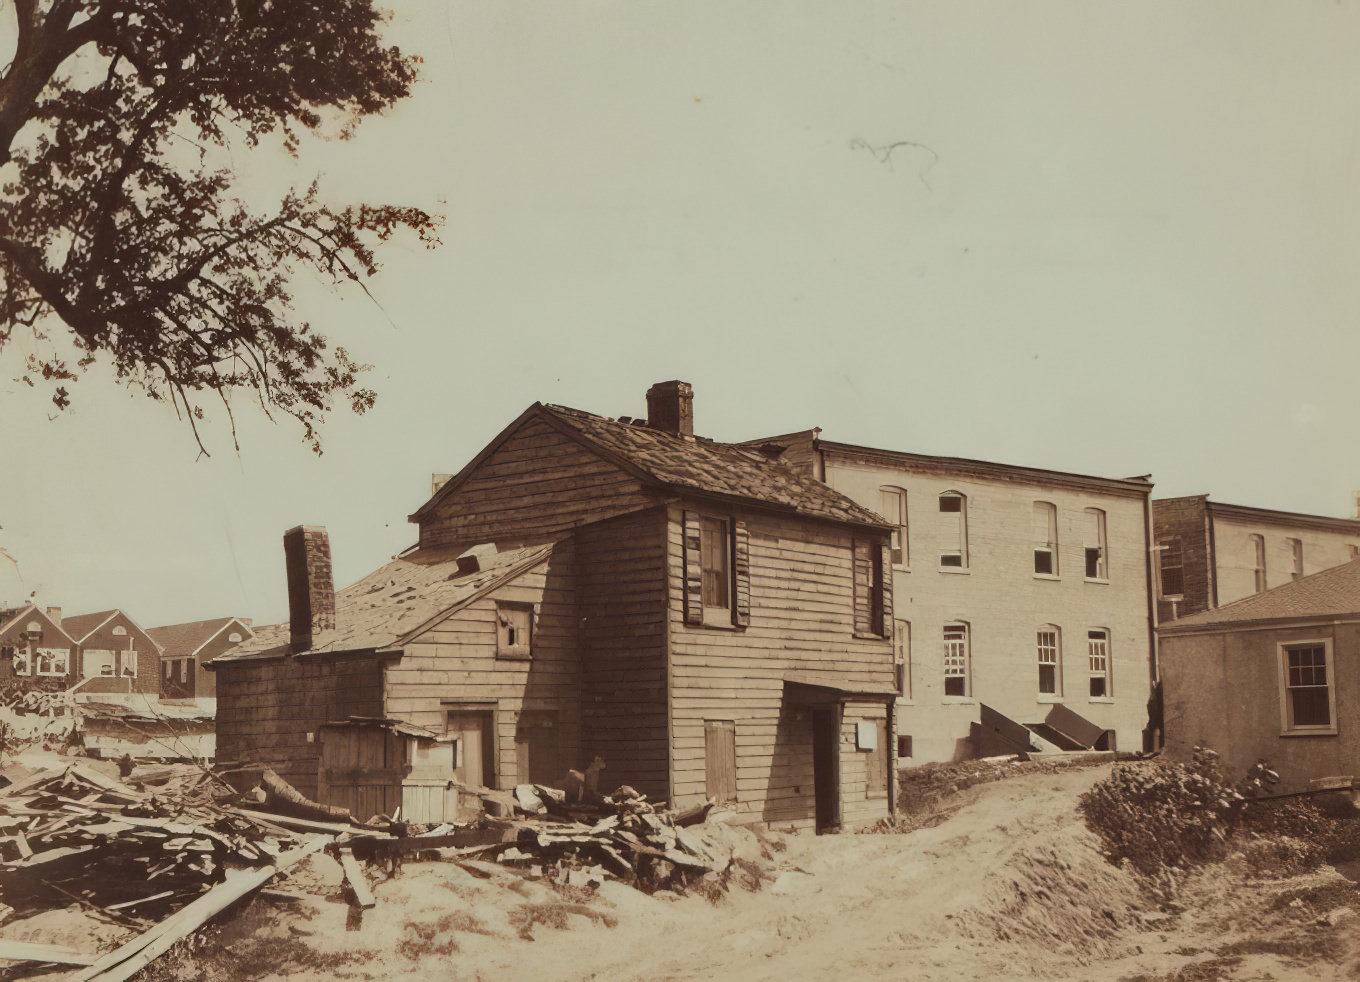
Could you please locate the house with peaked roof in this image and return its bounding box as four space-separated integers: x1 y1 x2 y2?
1159 558 1360 792
738 429 1157 765
0 604 78 690
61 609 162 696
1153 495 1360 623
146 616 253 704
213 382 899 831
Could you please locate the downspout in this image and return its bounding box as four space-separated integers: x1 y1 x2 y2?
1143 490 1159 685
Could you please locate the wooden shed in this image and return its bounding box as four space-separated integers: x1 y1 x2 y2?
316 717 458 824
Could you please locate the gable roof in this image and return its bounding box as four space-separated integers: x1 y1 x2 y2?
61 609 163 653
1162 558 1360 632
213 542 554 664
412 403 888 530
147 617 253 658
0 604 78 647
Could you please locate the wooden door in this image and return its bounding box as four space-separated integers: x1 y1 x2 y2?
317 727 404 821
515 711 561 785
446 710 495 788
704 720 737 804
811 707 841 833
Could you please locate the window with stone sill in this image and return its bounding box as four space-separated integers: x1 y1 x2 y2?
1280 641 1335 734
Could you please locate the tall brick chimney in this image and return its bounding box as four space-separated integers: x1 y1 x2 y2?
646 380 694 436
284 526 335 653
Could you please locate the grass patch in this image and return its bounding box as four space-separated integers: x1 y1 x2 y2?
508 901 617 941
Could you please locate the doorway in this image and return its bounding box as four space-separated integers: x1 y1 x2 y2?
445 708 495 788
515 710 562 785
811 705 842 833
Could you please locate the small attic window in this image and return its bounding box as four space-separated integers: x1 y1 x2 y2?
228 633 243 643
496 602 534 660
112 626 127 636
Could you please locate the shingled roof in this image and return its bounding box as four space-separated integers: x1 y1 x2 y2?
1162 558 1360 631
147 617 251 658
537 405 888 528
213 542 554 663
60 610 119 642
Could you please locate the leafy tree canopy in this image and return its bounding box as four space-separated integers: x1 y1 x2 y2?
0 0 439 453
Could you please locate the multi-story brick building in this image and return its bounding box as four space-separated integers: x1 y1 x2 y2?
1153 495 1360 623
742 431 1158 765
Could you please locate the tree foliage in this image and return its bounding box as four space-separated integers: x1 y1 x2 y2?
0 0 439 453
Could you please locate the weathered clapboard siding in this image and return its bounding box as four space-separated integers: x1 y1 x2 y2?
382 545 579 789
576 507 671 802
665 504 896 829
215 654 386 799
418 418 655 548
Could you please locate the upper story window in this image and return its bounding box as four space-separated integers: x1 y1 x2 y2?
852 539 889 638
1084 509 1108 580
879 487 908 567
1087 629 1111 698
1158 536 1184 598
228 632 243 643
1280 641 1335 733
1037 626 1062 696
683 512 751 629
1033 502 1058 576
700 516 731 611
1350 544 1360 560
894 620 911 699
112 625 127 637
496 602 534 659
1250 534 1267 593
1288 538 1304 580
943 622 970 697
939 493 968 569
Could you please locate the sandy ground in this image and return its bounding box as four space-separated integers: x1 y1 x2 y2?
71 762 1358 982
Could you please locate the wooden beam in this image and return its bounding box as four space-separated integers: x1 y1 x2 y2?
338 849 375 909
0 940 99 966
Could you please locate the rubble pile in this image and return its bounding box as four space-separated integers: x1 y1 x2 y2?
0 764 299 924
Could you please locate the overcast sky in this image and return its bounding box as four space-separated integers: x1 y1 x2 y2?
3 1 1358 628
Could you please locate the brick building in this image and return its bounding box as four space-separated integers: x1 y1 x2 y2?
1153 495 1360 623
146 616 253 705
741 431 1158 765
0 604 78 690
61 610 162 696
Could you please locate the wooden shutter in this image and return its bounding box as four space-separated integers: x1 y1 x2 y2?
704 720 737 803
852 540 873 636
879 543 893 639
732 520 751 627
683 511 704 626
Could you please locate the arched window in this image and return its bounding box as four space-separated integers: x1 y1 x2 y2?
1084 509 1108 580
1249 534 1266 592
1037 626 1062 696
939 493 968 569
26 621 40 633
228 632 243 643
1033 502 1058 576
878 486 908 566
943 622 970 697
112 625 127 636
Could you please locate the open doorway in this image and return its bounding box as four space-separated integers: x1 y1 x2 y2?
811 705 841 833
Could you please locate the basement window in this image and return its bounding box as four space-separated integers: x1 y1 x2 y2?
1280 641 1336 734
496 603 534 659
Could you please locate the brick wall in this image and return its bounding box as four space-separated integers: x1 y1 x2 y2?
1151 496 1212 621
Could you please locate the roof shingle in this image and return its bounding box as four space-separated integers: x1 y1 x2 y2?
1163 558 1360 630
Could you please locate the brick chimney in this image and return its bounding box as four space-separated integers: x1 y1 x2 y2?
646 380 694 436
45 607 61 623
284 526 335 653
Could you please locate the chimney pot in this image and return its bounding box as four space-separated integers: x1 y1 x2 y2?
645 380 694 436
284 526 335 653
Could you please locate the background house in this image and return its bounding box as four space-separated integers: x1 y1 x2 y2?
1159 558 1360 792
61 609 161 696
213 382 899 831
0 603 77 690
1153 495 1360 623
741 431 1157 765
147 616 253 706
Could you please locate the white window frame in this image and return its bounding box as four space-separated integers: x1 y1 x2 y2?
84 649 117 678
1037 626 1062 698
1278 639 1337 736
894 619 911 700
1084 508 1108 581
10 646 31 677
938 493 969 571
121 652 138 678
879 487 909 568
35 647 69 677
1250 534 1267 593
1033 502 1058 577
1087 629 1112 700
112 625 127 637
943 622 971 699
1288 538 1304 581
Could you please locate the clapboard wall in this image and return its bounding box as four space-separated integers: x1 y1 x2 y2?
664 503 896 829
214 653 386 799
576 507 671 802
382 546 580 789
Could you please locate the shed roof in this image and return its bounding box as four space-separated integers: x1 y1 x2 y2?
539 405 888 527
1162 558 1360 632
213 542 554 663
147 617 251 658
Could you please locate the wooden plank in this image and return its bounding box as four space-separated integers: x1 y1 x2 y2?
0 940 99 967
338 849 375 909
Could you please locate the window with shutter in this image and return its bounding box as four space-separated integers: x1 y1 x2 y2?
853 539 888 638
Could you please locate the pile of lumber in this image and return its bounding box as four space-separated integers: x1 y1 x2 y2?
0 764 298 923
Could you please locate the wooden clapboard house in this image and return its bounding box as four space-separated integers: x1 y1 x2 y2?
213 382 898 831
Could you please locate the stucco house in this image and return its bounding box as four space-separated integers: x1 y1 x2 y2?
1159 558 1360 792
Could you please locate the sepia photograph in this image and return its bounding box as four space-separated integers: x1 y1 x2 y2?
1 1 1358 979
